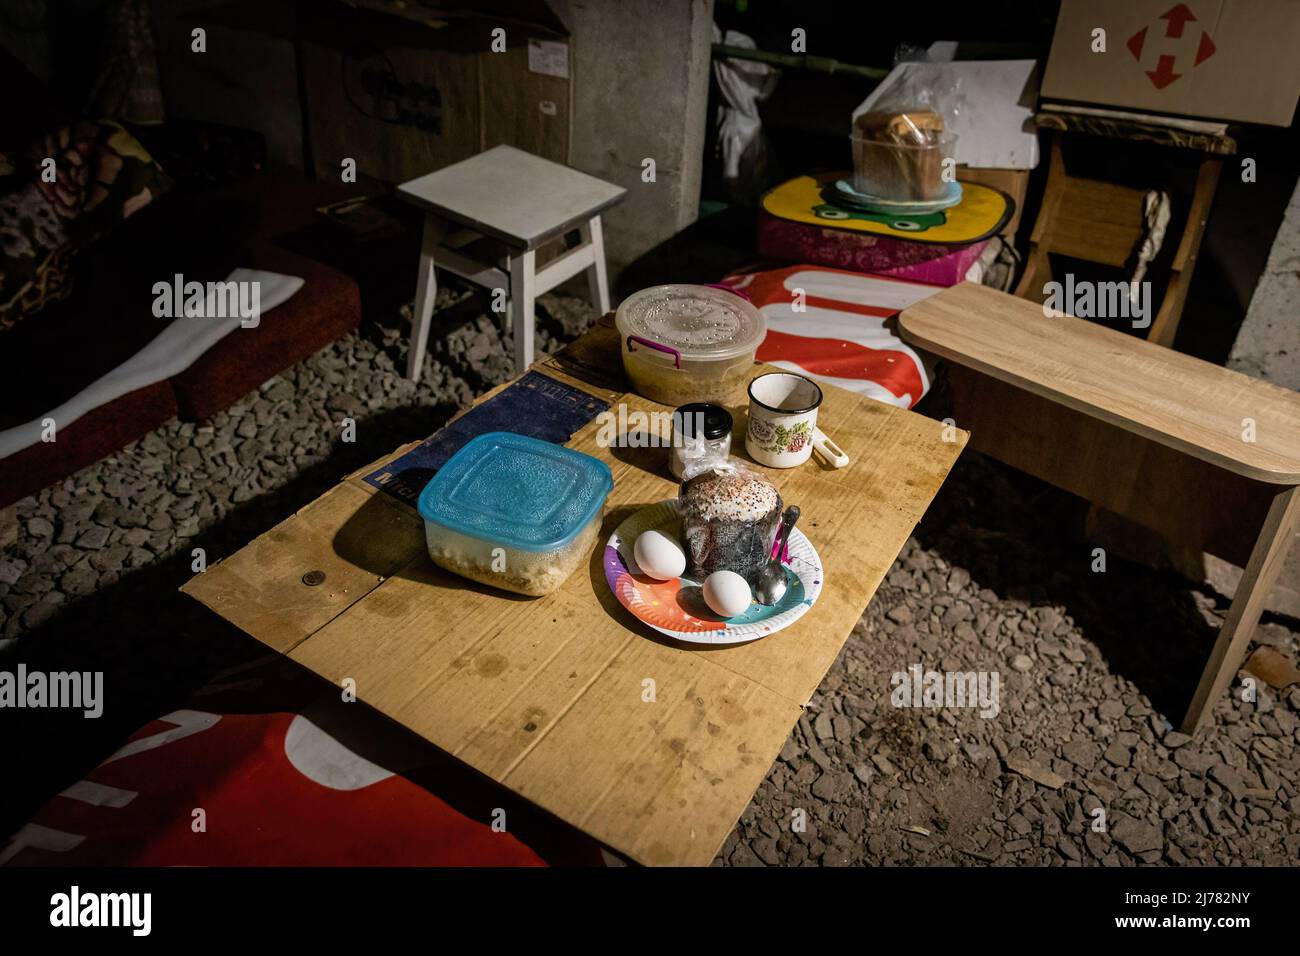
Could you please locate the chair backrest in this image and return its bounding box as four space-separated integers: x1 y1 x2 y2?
1047 178 1148 268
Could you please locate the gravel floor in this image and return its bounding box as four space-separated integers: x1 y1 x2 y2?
3 284 1298 866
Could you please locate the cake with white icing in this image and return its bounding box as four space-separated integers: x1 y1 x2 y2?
679 464 781 586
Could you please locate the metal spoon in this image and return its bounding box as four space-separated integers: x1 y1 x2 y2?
755 506 800 606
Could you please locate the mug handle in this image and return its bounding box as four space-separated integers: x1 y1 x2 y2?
811 427 849 469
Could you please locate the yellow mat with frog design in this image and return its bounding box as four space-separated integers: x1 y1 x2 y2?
761 173 1012 245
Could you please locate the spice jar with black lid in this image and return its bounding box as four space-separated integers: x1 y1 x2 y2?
670 403 733 480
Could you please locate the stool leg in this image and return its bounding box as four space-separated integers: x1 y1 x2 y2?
580 215 610 314
509 249 537 372
406 215 441 382
1181 485 1300 734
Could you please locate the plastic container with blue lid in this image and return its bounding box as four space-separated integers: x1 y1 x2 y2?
417 431 614 596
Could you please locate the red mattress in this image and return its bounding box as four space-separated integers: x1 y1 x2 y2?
2 657 602 867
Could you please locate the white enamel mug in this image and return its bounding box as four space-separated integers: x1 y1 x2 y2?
745 372 847 468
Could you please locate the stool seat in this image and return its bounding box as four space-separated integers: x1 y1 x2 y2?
900 282 1300 484
396 146 624 377
397 145 626 250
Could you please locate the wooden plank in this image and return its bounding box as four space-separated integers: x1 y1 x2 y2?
947 365 1270 567
1182 486 1300 733
430 242 509 291
1013 132 1068 302
181 482 425 653
406 216 444 381
182 342 966 865
1033 109 1237 156
533 240 596 294
900 283 1300 483
288 562 800 866
1037 103 1231 136
502 640 800 866
579 215 610 312
282 374 962 864
509 249 537 371
562 385 963 704
1049 178 1146 268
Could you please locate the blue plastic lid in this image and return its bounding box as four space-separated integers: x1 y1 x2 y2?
417 432 614 552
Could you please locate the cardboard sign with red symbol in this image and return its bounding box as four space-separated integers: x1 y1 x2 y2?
1126 4 1216 89
1043 0 1300 126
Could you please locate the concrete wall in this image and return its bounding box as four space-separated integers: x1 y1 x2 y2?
563 0 714 279
3 0 714 279
152 0 718 278
1228 179 1300 390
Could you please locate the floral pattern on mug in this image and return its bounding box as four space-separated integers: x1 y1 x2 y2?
748 417 776 445
750 419 811 455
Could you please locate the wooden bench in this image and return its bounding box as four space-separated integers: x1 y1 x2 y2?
899 282 1300 733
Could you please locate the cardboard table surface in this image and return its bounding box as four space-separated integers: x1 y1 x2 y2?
181 322 967 865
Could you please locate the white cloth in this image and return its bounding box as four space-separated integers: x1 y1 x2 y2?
712 26 780 203
1131 190 1171 306
0 269 303 459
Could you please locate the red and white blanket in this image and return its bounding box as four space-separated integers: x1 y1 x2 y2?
722 265 942 409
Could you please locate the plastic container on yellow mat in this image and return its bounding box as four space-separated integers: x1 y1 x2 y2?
850 133 958 202
615 284 766 407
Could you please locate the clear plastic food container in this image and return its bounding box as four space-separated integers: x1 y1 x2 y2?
417 432 613 596
850 133 958 201
615 284 766 407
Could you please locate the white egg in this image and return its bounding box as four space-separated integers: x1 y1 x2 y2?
633 529 686 581
702 569 752 618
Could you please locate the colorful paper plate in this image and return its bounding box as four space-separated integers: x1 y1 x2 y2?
603 500 824 646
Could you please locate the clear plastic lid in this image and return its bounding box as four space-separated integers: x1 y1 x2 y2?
615 284 766 361
418 432 613 552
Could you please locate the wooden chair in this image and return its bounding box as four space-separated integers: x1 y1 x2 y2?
900 282 1300 734
1015 111 1233 348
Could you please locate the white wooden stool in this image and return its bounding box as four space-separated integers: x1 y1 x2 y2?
396 145 625 379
